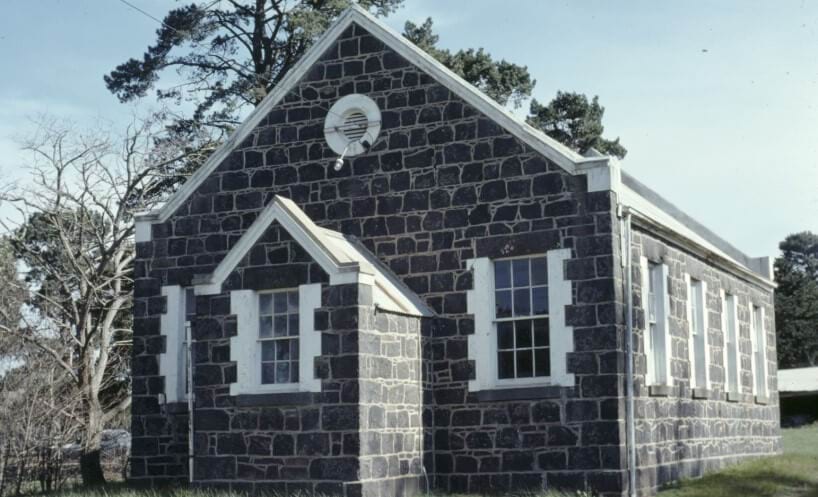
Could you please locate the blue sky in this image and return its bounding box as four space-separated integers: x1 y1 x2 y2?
0 0 816 258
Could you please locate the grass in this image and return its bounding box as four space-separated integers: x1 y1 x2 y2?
658 424 818 497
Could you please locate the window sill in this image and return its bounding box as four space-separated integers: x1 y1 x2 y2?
692 387 711 400
469 385 568 402
726 391 744 403
755 395 771 405
648 384 673 397
235 391 319 407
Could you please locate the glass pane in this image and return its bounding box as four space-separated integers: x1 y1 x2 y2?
259 294 273 315
494 260 511 289
531 257 548 286
534 318 549 347
291 340 300 359
185 288 196 318
261 341 276 361
516 350 533 377
274 316 288 337
532 286 549 315
276 362 290 383
498 351 515 379
274 292 288 313
288 314 300 336
513 288 531 317
261 363 276 384
259 316 273 338
276 340 290 360
515 320 532 348
534 348 550 377
512 259 529 287
495 290 512 318
497 321 514 350
291 361 299 383
288 291 299 313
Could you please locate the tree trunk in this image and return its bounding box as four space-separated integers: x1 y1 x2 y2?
79 410 105 486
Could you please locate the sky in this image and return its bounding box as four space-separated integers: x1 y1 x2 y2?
0 0 816 258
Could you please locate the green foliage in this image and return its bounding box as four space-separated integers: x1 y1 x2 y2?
527 92 627 159
105 0 403 138
774 231 818 369
403 18 535 108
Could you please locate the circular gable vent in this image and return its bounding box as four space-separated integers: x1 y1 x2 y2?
324 94 381 157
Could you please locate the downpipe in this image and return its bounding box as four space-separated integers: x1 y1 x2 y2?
619 205 637 497
186 320 195 484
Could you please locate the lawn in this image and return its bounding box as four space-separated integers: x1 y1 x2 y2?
658 424 818 497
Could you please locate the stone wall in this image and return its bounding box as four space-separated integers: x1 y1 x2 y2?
628 229 780 495
130 18 779 497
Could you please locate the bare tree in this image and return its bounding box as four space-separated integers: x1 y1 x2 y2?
0 116 194 485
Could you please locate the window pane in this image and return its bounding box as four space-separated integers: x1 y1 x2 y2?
498 352 515 379
259 294 273 315
495 290 512 318
532 286 549 315
276 362 290 383
288 291 299 313
276 340 291 361
291 361 299 383
534 348 550 377
516 350 533 377
497 321 514 350
261 363 276 384
512 259 529 287
531 257 548 286
185 288 196 318
534 318 549 347
288 314 300 336
259 316 273 338
261 341 276 361
515 320 532 348
495 260 511 289
513 288 531 316
291 340 300 359
274 292 288 313
274 316 288 337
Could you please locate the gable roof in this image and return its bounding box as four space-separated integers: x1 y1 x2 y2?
193 195 434 317
137 3 616 227
134 4 774 288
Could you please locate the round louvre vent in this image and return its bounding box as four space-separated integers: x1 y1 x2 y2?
340 111 368 141
324 94 381 157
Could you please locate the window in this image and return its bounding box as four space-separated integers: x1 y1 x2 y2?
688 278 708 389
258 290 300 385
723 293 739 395
645 262 670 386
494 257 550 380
751 304 767 397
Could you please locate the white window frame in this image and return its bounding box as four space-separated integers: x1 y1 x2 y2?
258 289 301 386
229 284 322 395
491 255 551 386
466 249 575 391
158 285 194 403
685 275 710 390
640 258 672 387
721 291 741 395
750 303 768 398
